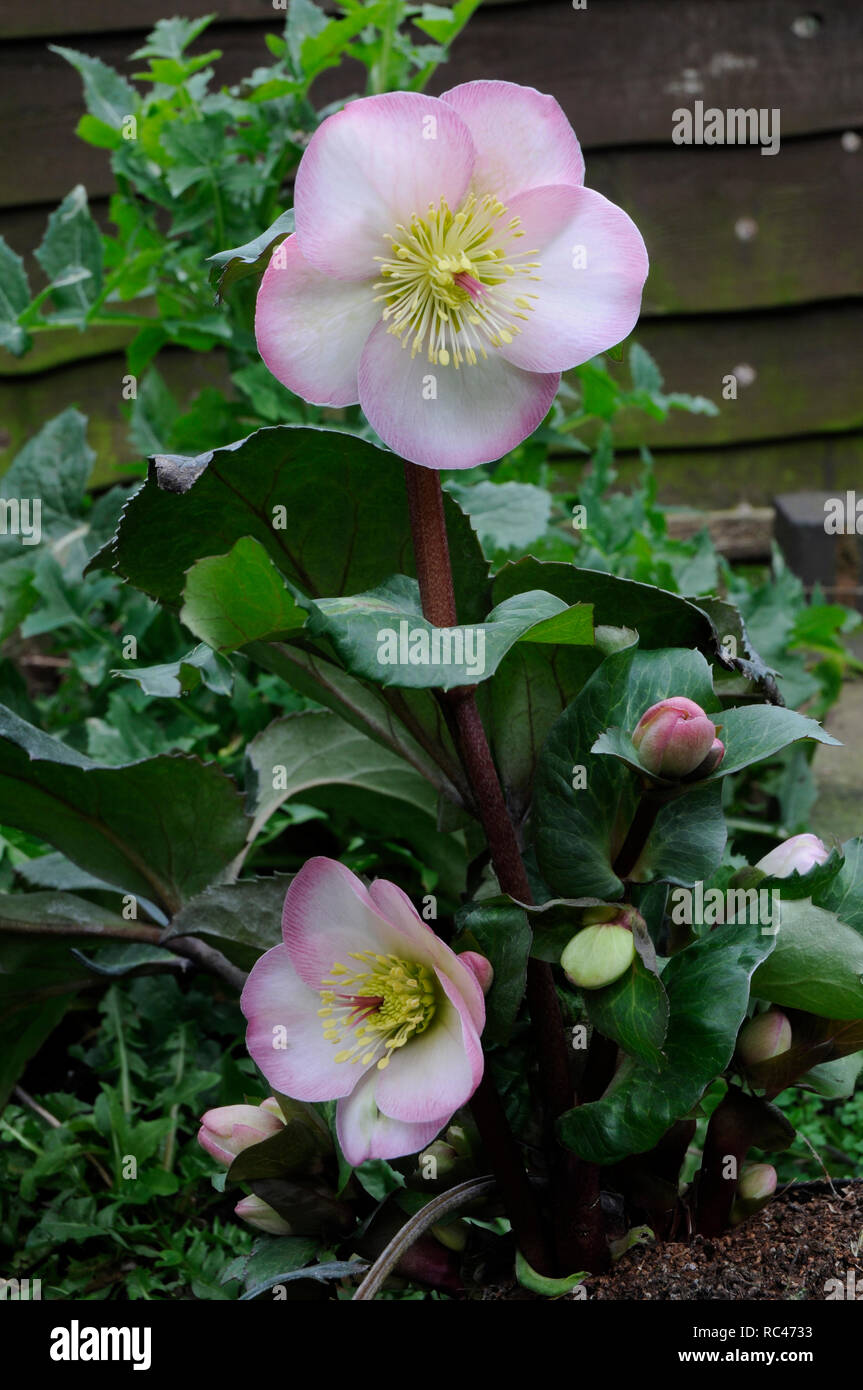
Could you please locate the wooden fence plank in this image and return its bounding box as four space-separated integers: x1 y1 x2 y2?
1 300 861 479
553 435 863 511
2 129 861 346
1 1 862 208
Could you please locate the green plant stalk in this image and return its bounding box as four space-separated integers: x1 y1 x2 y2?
107 985 132 1117
161 1024 186 1173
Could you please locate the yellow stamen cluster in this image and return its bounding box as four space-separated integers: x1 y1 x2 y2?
319 950 437 1070
374 192 541 368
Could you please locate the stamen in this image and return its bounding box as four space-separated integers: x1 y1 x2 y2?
374 192 541 368
319 951 437 1068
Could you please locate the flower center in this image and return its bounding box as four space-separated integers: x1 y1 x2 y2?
373 193 540 368
318 951 437 1069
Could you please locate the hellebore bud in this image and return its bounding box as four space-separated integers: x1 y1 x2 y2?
561 908 638 990
631 696 720 779
417 1140 459 1180
234 1194 293 1235
689 737 725 778
737 1009 793 1066
458 950 494 996
730 1163 778 1226
197 1097 285 1167
738 1163 778 1203
756 833 829 879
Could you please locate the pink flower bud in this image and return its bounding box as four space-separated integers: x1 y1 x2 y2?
738 1009 793 1066
737 1163 777 1203
756 833 829 879
631 696 720 779
690 737 725 778
458 950 494 995
197 1097 285 1168
234 1194 293 1235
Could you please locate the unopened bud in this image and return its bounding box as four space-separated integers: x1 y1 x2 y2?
731 1164 778 1226
631 696 720 779
738 1163 777 1203
234 1194 293 1235
198 1097 285 1168
561 922 636 990
756 833 829 879
418 1140 459 1178
738 1009 792 1066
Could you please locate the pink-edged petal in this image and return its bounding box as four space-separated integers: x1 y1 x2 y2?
295 92 475 280
282 857 424 990
241 944 362 1101
255 235 377 406
368 878 486 1033
336 1068 444 1166
358 321 559 470
496 184 649 373
440 80 584 200
373 969 484 1124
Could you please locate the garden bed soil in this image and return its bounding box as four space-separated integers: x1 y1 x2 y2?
575 1180 863 1300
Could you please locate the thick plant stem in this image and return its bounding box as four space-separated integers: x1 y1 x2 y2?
403 461 605 1274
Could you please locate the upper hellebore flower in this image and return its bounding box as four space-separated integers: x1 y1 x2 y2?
631 696 724 780
241 858 488 1166
756 833 829 879
256 81 648 469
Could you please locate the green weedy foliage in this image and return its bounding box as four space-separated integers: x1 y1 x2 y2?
2 0 863 1303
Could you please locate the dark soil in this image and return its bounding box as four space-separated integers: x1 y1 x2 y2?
574 1181 863 1300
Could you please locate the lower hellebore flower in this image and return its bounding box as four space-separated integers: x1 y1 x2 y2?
255 80 648 469
631 696 723 780
756 833 829 879
241 858 487 1166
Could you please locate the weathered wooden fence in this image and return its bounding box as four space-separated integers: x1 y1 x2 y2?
1 0 861 505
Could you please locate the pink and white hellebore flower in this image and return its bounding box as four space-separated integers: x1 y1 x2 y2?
241 858 488 1166
255 80 648 469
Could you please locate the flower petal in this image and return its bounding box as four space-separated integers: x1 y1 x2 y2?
295 92 475 279
494 184 649 373
336 1068 444 1166
255 236 378 406
373 968 483 1124
368 878 485 1033
440 80 584 200
283 857 424 990
241 944 361 1100
358 320 559 469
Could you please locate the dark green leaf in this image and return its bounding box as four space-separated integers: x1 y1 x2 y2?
181 537 308 652
560 921 775 1164
453 899 531 1045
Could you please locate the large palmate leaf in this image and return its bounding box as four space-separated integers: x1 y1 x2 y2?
246 640 469 806
750 898 863 1020
560 921 775 1164
165 874 290 968
306 577 593 691
532 646 723 899
0 707 249 914
489 643 604 823
238 711 466 891
88 425 489 622
180 537 308 652
492 558 717 653
814 837 863 931
0 932 98 1109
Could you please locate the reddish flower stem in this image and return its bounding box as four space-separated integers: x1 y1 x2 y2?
403 461 606 1274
